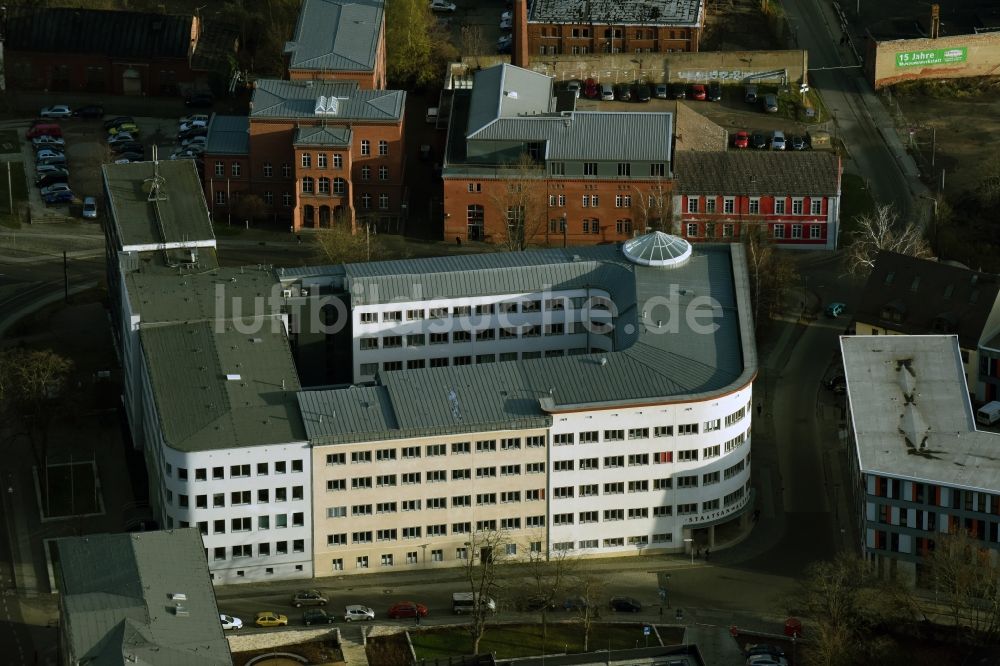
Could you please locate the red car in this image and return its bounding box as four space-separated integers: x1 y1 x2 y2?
733 130 749 149
689 84 707 101
387 601 429 619
583 77 599 99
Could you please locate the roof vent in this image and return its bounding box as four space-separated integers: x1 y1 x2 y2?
226 374 242 381
600 357 608 366
505 90 518 99
173 604 190 617
170 592 187 601
305 79 314 88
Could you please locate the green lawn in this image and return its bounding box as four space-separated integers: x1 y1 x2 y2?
410 622 662 660
839 172 877 237
0 130 21 155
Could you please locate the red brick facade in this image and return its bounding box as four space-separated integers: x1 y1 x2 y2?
527 23 700 57
677 193 834 247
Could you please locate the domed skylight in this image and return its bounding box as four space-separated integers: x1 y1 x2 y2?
622 231 692 268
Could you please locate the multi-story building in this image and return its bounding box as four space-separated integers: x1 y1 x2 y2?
284 0 387 89
854 251 1000 401
519 0 704 58
842 335 1000 586
672 151 842 250
282 230 757 576
443 63 675 246
105 161 313 583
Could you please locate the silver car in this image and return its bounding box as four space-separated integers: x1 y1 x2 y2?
771 130 786 150
344 604 375 621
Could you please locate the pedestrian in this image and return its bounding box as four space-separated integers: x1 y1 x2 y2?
695 547 701 559
705 548 711 561
757 403 762 417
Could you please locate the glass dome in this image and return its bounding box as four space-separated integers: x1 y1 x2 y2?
621 231 692 268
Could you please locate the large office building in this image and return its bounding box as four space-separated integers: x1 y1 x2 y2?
842 335 1000 586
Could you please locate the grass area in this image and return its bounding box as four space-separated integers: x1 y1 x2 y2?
0 130 21 155
839 172 877 237
0 160 27 228
41 461 101 518
410 622 661 660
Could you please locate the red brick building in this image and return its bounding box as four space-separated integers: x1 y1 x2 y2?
443 64 674 246
671 151 842 250
522 0 703 58
1 7 236 95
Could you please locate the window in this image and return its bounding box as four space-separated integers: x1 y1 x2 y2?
775 198 786 215
379 166 389 181
326 479 345 491
749 197 760 214
604 429 624 442
360 193 371 209
723 197 735 214
352 451 372 463
676 475 698 488
263 162 273 177
650 163 665 177
352 476 373 489
376 474 396 487
333 153 343 169
615 194 632 208
604 481 625 495
231 162 241 177
703 444 721 459
687 198 699 214
376 447 397 461
791 223 803 239
361 166 371 181
686 222 698 237
617 163 631 176
703 471 720 485
654 426 673 437
475 466 496 478
231 490 250 505
378 140 388 156
302 176 314 193
402 472 421 484
282 164 292 178
526 462 545 474
792 197 804 215
379 194 389 209
215 191 226 205
361 140 370 156
678 423 699 436
628 454 648 467
604 509 624 521
583 162 597 176
214 161 224 177
318 177 330 194
333 177 346 194
810 199 823 215
231 464 250 478
553 433 574 446
810 224 822 239
677 449 698 462
773 224 786 239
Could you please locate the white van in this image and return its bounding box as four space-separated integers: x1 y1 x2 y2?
976 401 1000 426
452 592 497 614
426 107 439 124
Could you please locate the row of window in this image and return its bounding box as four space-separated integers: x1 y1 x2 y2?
358 296 606 323
326 438 544 465
358 348 604 375
545 218 633 235
212 190 391 210
191 512 305 535
537 27 687 40
324 464 546 489
209 539 305 561
165 460 302 482
166 486 305 509
686 196 824 216
684 222 823 240
327 517 541 545
359 323 585 350
301 142 388 167
334 543 527 570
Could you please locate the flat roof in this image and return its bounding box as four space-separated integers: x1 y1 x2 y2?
529 0 703 27
842 334 1000 492
103 161 215 249
300 235 756 444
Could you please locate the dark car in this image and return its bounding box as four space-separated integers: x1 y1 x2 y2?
563 596 588 612
44 190 74 205
111 142 144 155
609 596 641 613
292 589 328 607
668 83 686 99
707 81 722 101
750 131 767 150
790 134 807 150
519 595 558 612
746 644 786 659
583 78 599 99
303 609 336 626
387 601 429 619
72 105 104 119
185 93 214 108
614 83 631 102
36 155 68 168
113 152 145 163
635 84 652 102
825 375 847 394
688 84 707 100
177 127 208 142
103 116 134 131
35 172 69 188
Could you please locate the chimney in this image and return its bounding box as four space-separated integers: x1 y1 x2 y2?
513 0 529 68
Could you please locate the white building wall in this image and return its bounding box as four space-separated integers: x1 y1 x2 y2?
546 384 753 555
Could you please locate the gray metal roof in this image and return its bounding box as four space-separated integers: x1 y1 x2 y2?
300 236 756 444
140 322 306 452
467 64 554 138
251 78 404 122
529 0 704 27
843 335 1000 492
103 161 215 248
205 114 249 155
673 151 841 196
285 0 384 72
294 125 353 147
55 529 231 666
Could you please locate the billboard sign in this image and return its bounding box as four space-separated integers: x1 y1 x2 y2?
895 47 967 68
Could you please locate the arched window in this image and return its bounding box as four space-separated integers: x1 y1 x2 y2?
318 177 330 194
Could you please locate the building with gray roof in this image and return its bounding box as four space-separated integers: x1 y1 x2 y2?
250 79 404 122
54 528 231 665
284 0 386 89
205 115 249 156
842 334 1000 585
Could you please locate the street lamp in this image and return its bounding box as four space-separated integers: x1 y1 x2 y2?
683 537 694 565
562 212 567 248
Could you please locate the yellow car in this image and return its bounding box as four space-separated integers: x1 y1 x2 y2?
108 123 139 135
254 611 289 627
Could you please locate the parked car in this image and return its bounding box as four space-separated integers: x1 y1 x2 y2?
497 34 512 53
654 83 668 99
108 122 139 135
82 196 98 219
668 83 686 99
733 130 749 149
35 148 66 162
177 128 208 143
40 182 73 197
499 16 512 29
763 94 779 113
253 611 288 628
707 81 722 101
745 644 786 660
185 92 214 107
614 83 631 101
107 132 136 145
771 130 786 150
825 302 846 318
292 589 328 607
72 105 104 118
111 142 144 155
220 614 243 630
303 609 336 626
35 173 69 188
35 164 69 178
565 79 582 98
36 156 67 168
180 135 208 149
688 84 707 100
344 605 375 622
600 82 615 101
562 596 588 612
635 84 652 102
429 0 456 10
744 84 758 103
790 134 807 150
40 105 72 118
179 119 208 133
103 116 134 131
500 9 512 20
745 658 787 666
750 132 767 150
44 190 75 205
520 595 558 612
27 123 62 139
583 78 599 99
114 151 145 163
387 601 429 619
609 596 641 613
32 135 66 149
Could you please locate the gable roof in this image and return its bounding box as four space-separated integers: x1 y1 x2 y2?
673 151 841 196
205 115 249 155
6 8 192 58
856 251 1000 349
295 126 353 147
251 79 404 122
55 529 231 666
467 64 554 138
285 0 384 73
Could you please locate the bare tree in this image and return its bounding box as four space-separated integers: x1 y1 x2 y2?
566 570 606 652
846 203 931 277
743 226 799 329
975 153 1000 210
233 194 268 225
463 528 510 654
312 212 389 265
632 180 675 234
518 545 576 643
925 528 1000 644
461 25 486 68
488 153 548 251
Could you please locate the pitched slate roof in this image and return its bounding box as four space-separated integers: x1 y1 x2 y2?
672 151 841 196
294 126 353 147
285 0 384 73
529 0 704 27
5 7 193 57
467 64 555 138
205 115 249 155
856 251 1000 350
55 529 231 666
250 79 404 122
